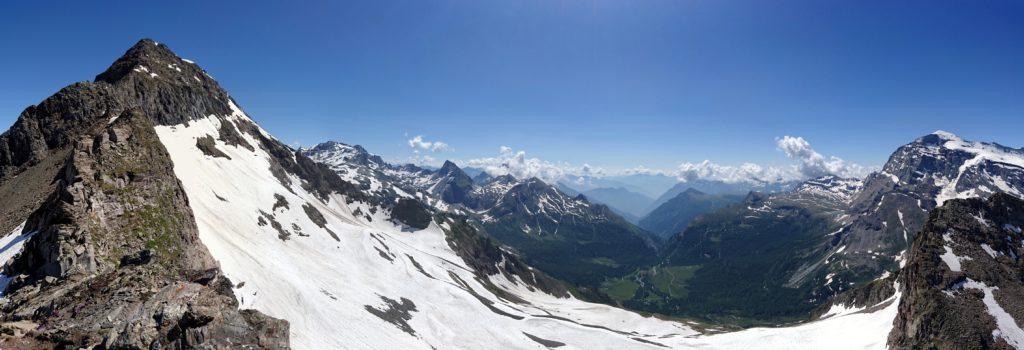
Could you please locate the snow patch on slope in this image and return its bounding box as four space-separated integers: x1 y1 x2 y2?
960 279 1024 348
0 222 34 298
694 286 900 349
940 232 972 272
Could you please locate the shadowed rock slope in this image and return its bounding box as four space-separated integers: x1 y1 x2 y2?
889 193 1024 349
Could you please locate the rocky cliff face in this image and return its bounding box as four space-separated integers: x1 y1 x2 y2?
0 39 288 348
889 193 1024 349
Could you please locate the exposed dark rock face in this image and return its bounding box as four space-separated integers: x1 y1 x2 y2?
523 332 566 348
889 193 1024 349
196 135 230 159
440 215 569 299
0 109 287 348
218 119 255 151
810 272 897 320
0 83 124 178
94 38 234 126
364 296 418 335
433 160 477 207
392 198 432 230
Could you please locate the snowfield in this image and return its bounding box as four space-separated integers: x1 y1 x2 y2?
0 222 33 298
152 105 901 349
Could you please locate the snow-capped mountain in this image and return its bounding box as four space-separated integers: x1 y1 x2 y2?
829 131 1024 290
305 142 659 287
791 175 865 204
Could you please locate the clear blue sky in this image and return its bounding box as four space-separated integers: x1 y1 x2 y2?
1 0 1021 173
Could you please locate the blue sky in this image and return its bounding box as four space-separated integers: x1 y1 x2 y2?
1 1 1021 177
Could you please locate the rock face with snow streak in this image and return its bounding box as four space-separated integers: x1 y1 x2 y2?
889 193 1024 349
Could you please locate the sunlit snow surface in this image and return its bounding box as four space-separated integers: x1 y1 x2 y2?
156 109 898 349
0 222 35 297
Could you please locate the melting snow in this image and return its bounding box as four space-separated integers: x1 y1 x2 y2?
961 279 1024 348
940 232 972 272
0 222 35 298
980 244 1000 258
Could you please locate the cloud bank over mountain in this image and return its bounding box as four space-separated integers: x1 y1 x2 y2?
426 135 877 184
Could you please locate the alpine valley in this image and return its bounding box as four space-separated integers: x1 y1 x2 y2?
2 40 1023 350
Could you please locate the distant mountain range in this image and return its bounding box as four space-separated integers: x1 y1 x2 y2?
560 173 678 199
638 189 744 239
304 141 659 288
579 187 655 222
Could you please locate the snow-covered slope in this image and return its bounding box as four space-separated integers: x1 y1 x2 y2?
0 222 32 297
156 106 700 349
155 99 901 349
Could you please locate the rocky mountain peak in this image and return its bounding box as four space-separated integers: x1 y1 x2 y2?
437 160 465 178
93 38 234 125
472 171 492 184
305 141 380 168
924 130 961 142
95 39 180 82
489 174 517 184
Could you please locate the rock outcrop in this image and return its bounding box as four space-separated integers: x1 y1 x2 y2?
889 193 1024 349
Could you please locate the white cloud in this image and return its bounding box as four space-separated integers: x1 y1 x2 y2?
407 135 452 152
673 160 801 184
397 154 443 168
621 165 672 176
465 146 597 183
665 136 874 184
459 135 875 186
775 136 872 179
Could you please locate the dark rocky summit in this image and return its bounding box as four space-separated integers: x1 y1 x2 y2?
0 39 289 348
889 193 1024 349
